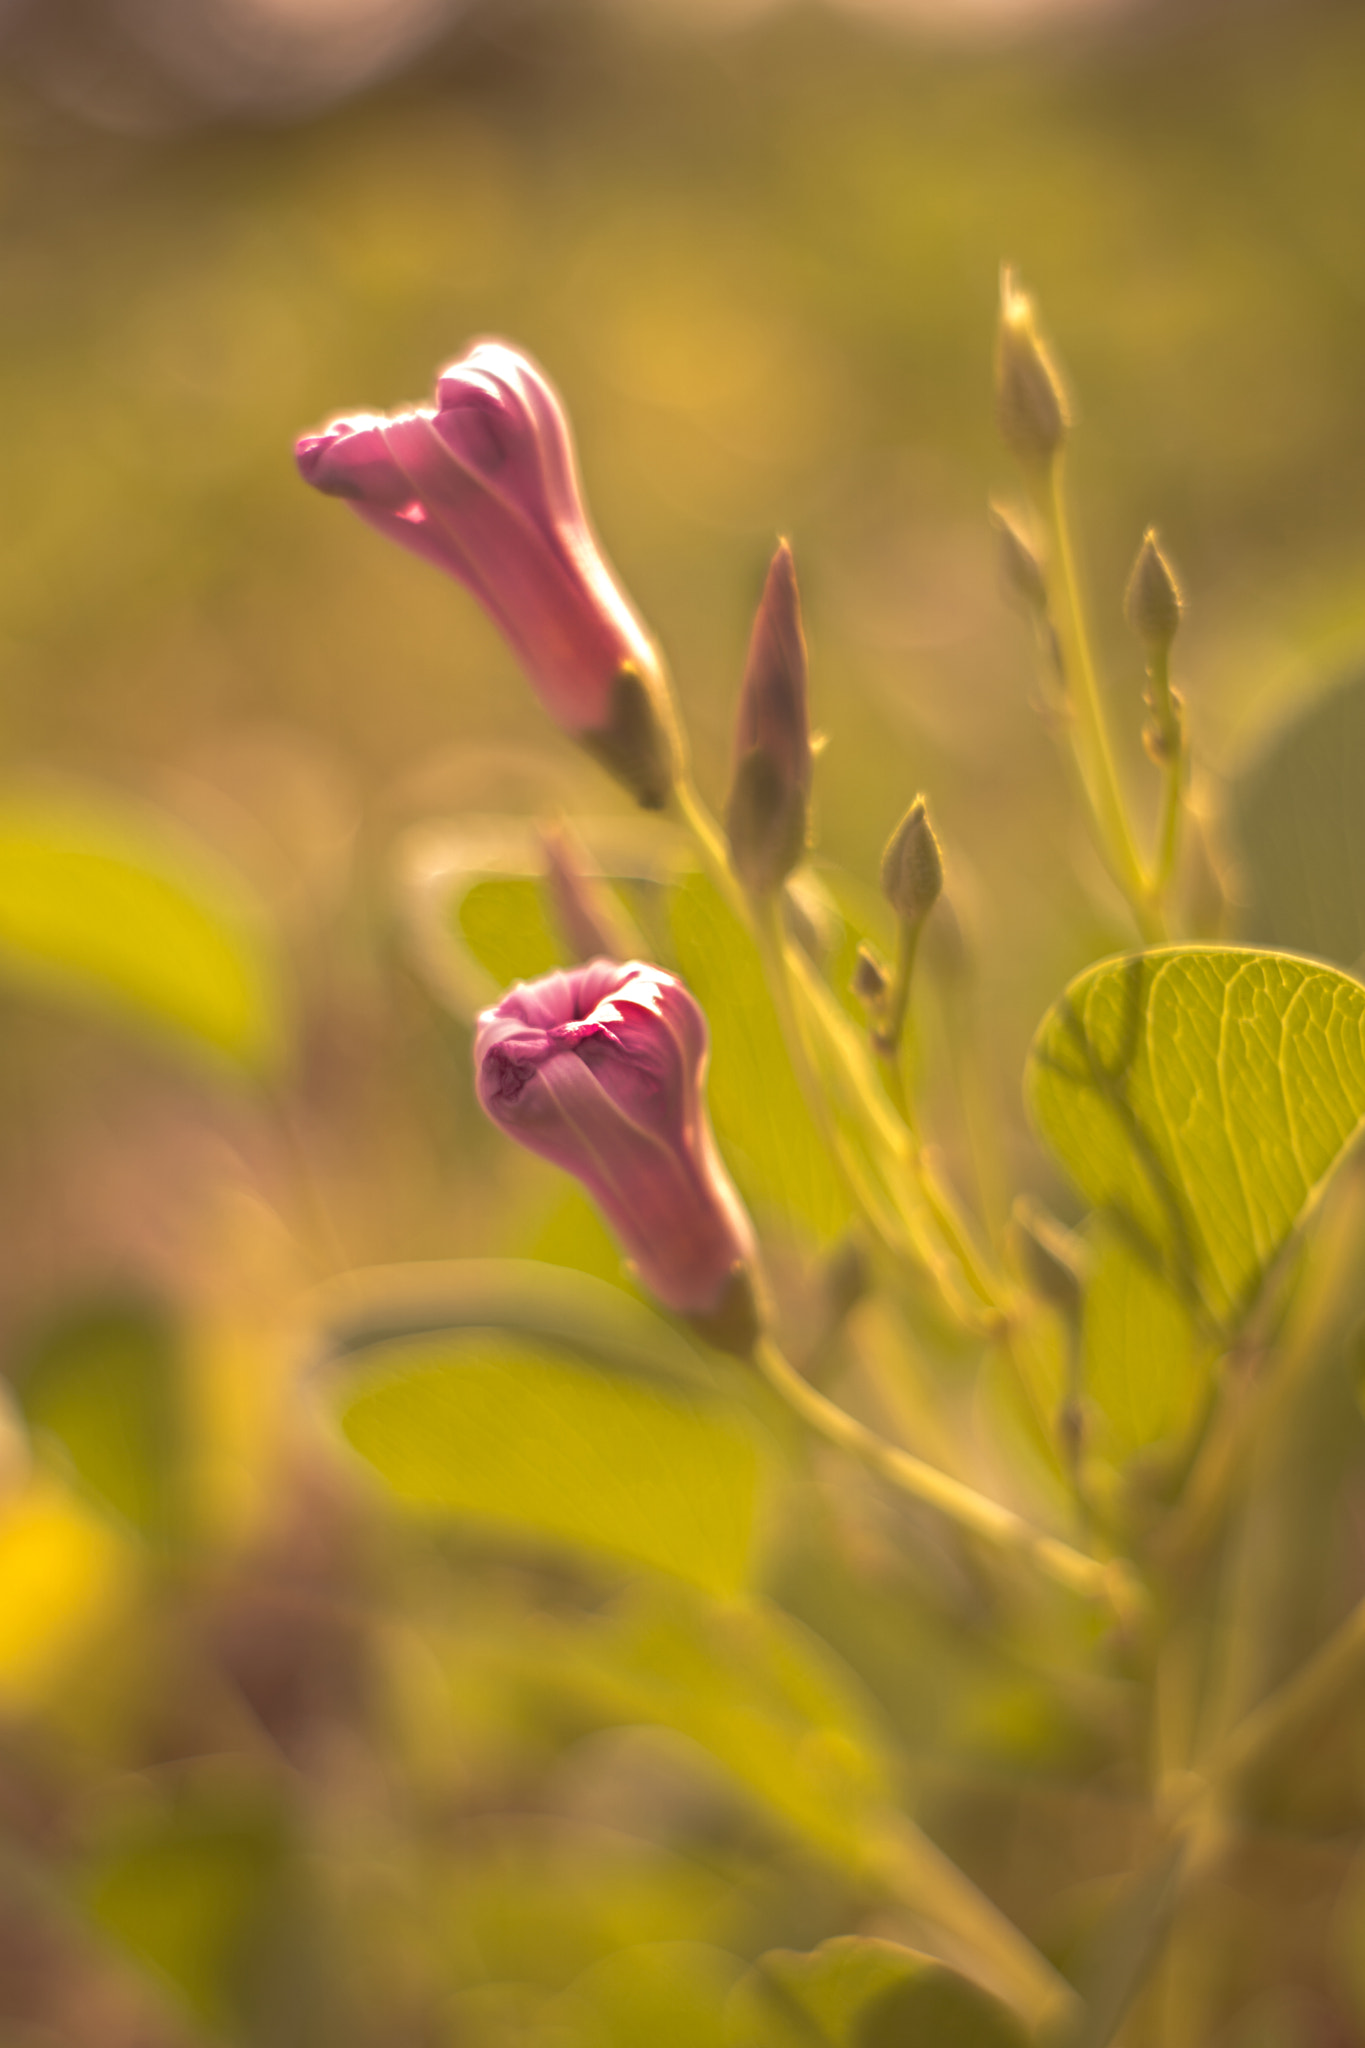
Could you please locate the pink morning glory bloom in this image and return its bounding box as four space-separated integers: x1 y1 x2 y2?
474 961 756 1327
296 341 668 741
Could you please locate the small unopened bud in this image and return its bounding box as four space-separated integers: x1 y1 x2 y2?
995 269 1069 468
1011 1197 1085 1318
1125 528 1183 653
989 501 1048 614
880 797 944 929
539 822 629 963
726 540 813 897
852 944 889 1008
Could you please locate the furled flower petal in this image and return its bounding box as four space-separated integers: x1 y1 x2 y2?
474 961 757 1336
297 343 680 805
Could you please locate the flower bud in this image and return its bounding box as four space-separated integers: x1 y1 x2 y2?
1125 528 1183 653
297 341 681 809
995 270 1069 468
725 541 812 898
539 823 631 964
989 501 1048 615
474 960 761 1353
880 797 944 929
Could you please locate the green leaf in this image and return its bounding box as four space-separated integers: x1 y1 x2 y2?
670 872 853 1243
315 1257 714 1391
0 787 284 1073
555 1942 745 2048
85 1782 291 2034
1082 1222 1211 1460
1027 948 1365 1331
537 1582 896 1872
725 1936 1030 2048
459 873 563 988
398 815 665 1022
334 1333 761 1595
13 1297 188 1546
1227 662 1365 970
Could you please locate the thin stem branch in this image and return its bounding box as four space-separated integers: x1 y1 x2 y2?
753 1333 1138 1619
1034 460 1163 943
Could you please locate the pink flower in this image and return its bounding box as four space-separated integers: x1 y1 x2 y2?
297 342 678 804
475 961 758 1344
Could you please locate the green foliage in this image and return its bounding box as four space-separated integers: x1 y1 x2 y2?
1028 948 1365 1331
13 1296 188 1546
1228 663 1365 970
459 874 564 990
84 1782 293 2035
726 1936 1030 2047
671 873 853 1243
0 789 283 1074
541 1583 896 1874
335 1333 763 1595
1081 1220 1210 1460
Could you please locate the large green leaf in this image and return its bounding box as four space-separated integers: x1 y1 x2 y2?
1028 948 1365 1331
13 1297 188 1546
725 1936 1030 2048
1081 1222 1212 1461
1227 662 1365 970
334 1332 761 1596
670 872 852 1243
0 787 283 1073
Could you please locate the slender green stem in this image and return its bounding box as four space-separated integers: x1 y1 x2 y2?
1035 460 1163 942
873 916 922 1130
873 1816 1080 2033
669 773 749 924
753 1333 1138 1618
752 893 912 1260
1210 1591 1365 1800
673 772 1008 1329
1146 645 1185 902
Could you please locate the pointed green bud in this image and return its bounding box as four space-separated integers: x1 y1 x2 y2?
1011 1197 1085 1318
852 943 889 1008
726 540 812 897
579 662 683 812
989 500 1048 614
1125 528 1183 653
880 796 944 929
995 269 1069 468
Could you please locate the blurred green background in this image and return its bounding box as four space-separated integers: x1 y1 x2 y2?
4 0 1365 2040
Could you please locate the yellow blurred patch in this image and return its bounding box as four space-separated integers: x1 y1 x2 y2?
0 1475 135 1712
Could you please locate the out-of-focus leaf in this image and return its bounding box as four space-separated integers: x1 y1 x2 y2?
13 1297 187 1545
397 815 667 1022
335 1334 762 1595
541 1583 895 1870
445 1821 739 1996
459 874 563 989
670 872 853 1243
725 1935 1030 2048
552 1941 745 2048
314 1257 714 1390
1082 1222 1212 1461
85 1781 292 2035
1228 663 1365 969
0 1473 135 1711
0 787 284 1073
1028 948 1365 1332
